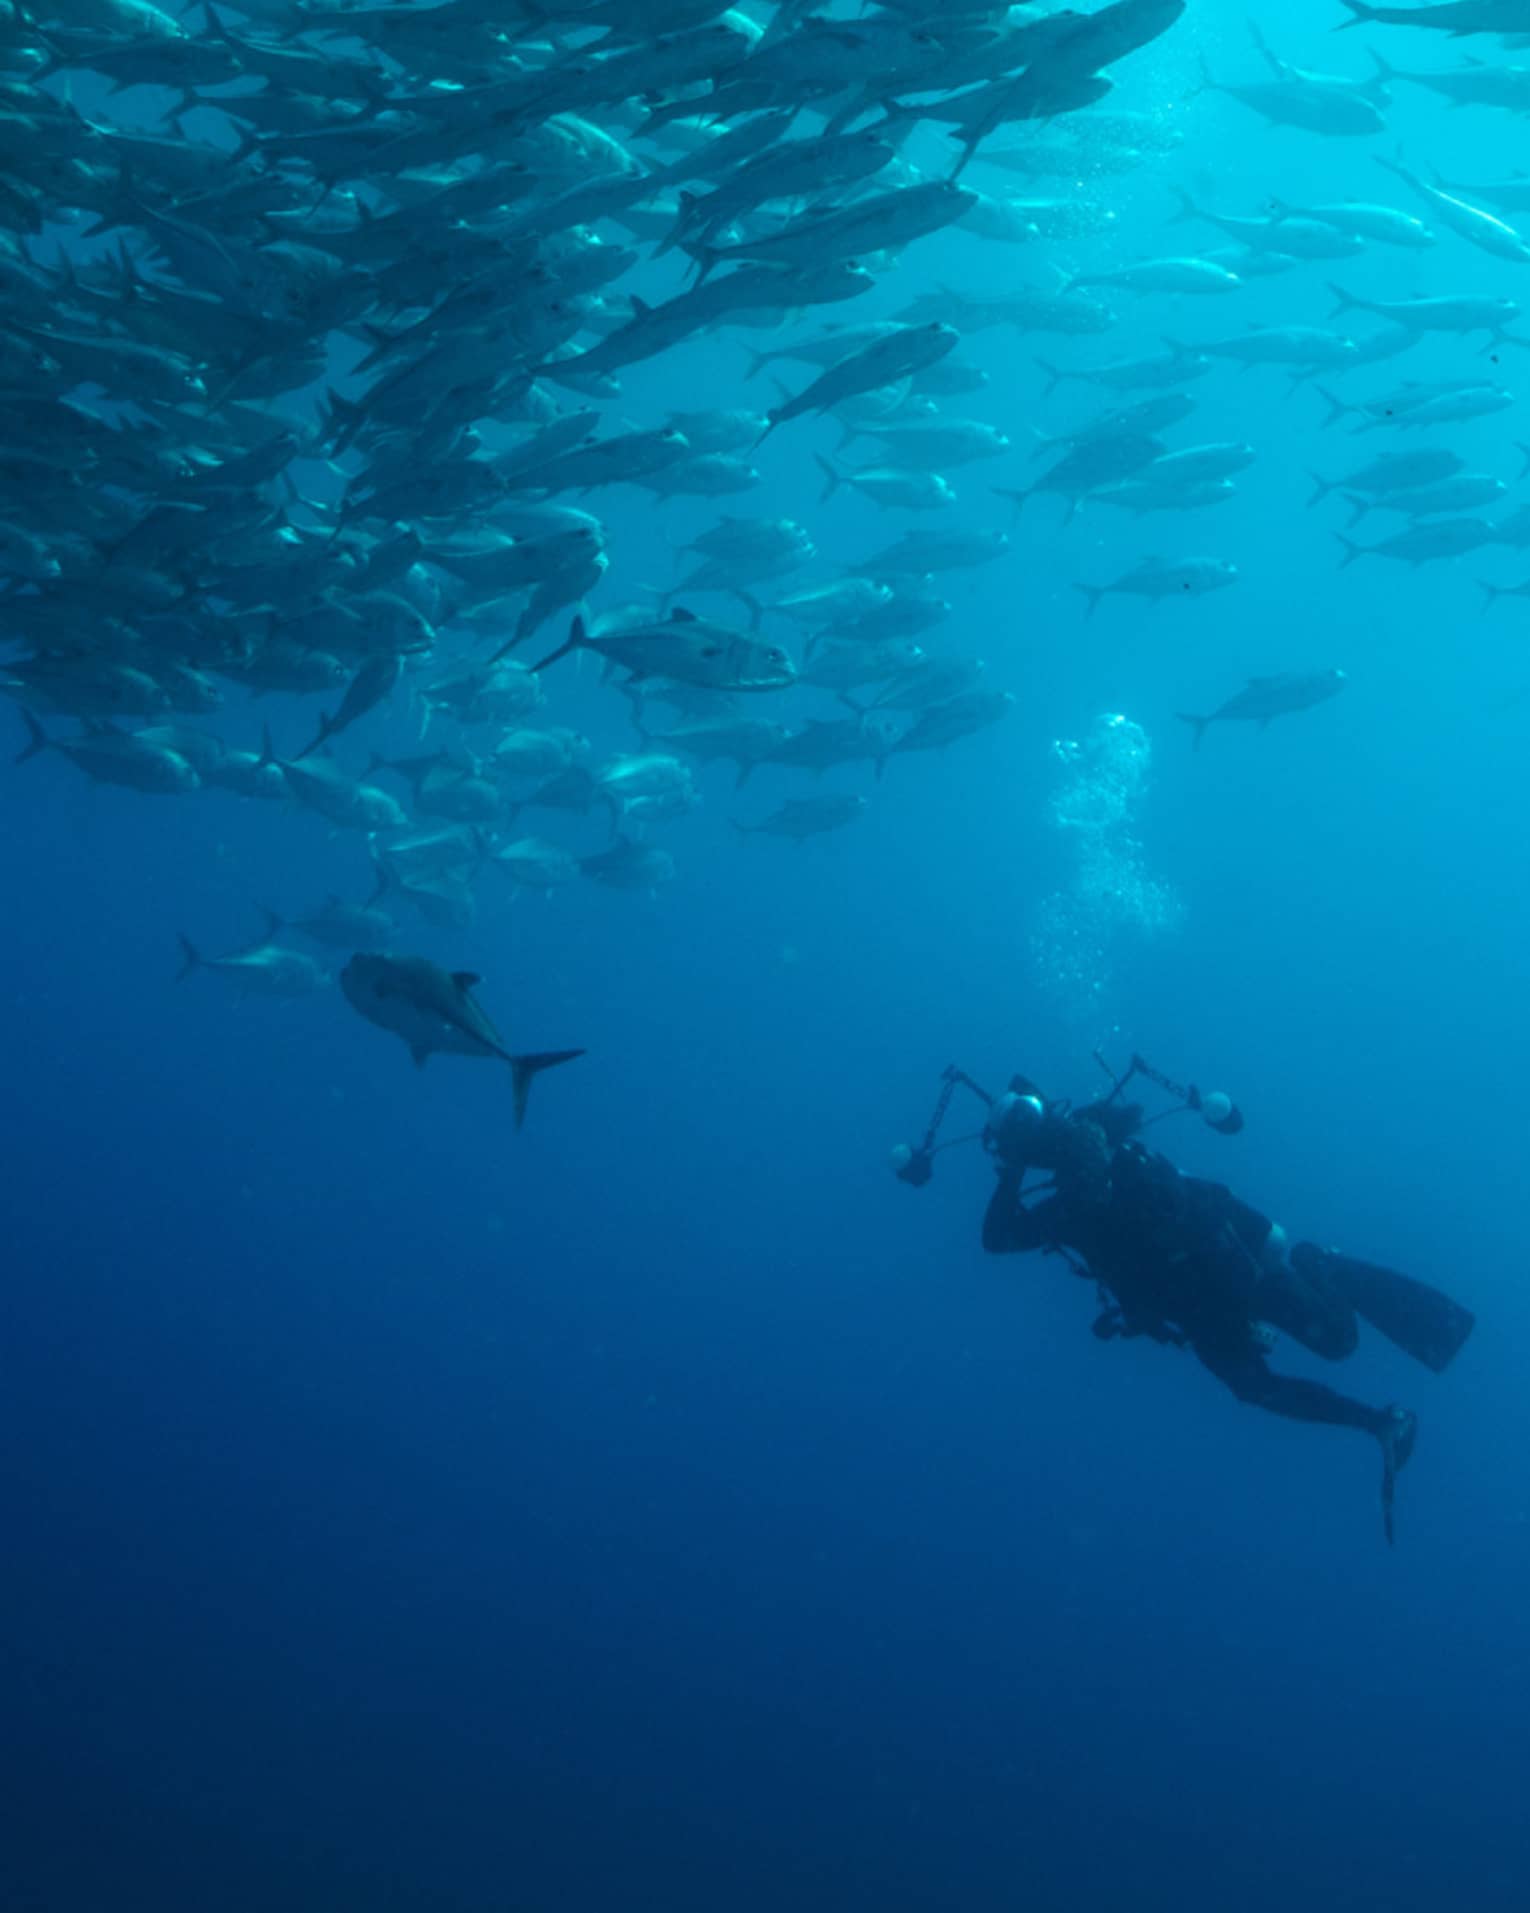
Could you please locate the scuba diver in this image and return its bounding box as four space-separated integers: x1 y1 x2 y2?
894 1054 1476 1543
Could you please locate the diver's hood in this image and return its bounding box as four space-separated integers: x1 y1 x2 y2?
985 1090 1046 1162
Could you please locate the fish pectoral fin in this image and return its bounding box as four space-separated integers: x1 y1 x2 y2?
451 971 481 991
410 1045 430 1069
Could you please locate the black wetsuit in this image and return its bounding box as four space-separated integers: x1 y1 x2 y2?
982 1125 1394 1439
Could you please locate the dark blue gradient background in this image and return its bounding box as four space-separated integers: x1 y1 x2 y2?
5 5 1530 1909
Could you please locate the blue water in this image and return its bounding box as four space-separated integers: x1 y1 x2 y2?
7 4 1530 1908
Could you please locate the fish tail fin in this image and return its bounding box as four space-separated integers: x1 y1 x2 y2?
292 716 331 762
1334 533 1364 570
1306 470 1334 507
1477 579 1504 613
1326 280 1361 319
654 188 699 258
529 613 587 675
256 723 278 770
175 933 203 982
1315 386 1351 430
1368 47 1398 82
226 124 264 170
78 156 144 240
351 321 402 375
203 5 237 44
259 904 286 941
14 709 50 763
1335 1 1379 28
509 1048 584 1128
993 485 1029 521
1245 17 1277 68
365 850 395 907
814 452 842 503
317 385 367 456
1074 583 1105 621
494 602 536 661
1167 185 1199 226
1517 440 1530 482
1189 51 1218 101
1342 493 1371 531
1035 357 1065 395
1176 712 1211 751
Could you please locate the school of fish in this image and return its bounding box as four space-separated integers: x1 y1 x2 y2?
6 0 1528 1100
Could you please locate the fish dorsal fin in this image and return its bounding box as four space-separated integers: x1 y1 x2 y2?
630 293 651 316
670 606 698 622
452 970 481 991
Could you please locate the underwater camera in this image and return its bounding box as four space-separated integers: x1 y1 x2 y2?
892 1052 1243 1185
1095 1050 1245 1137
889 1066 995 1186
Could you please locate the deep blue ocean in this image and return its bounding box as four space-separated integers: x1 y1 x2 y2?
7 3 1530 1908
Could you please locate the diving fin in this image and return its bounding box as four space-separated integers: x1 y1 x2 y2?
1378 1405 1417 1548
1292 1246 1475 1375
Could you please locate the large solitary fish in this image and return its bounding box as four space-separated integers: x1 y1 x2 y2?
339 954 582 1126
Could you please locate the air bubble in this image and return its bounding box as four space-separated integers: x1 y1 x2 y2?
1030 714 1182 1032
